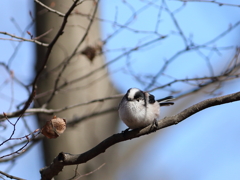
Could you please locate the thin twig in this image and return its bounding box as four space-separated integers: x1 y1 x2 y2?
0 171 25 180
43 0 100 107
0 31 48 46
34 0 65 17
1 68 240 120
176 0 240 7
15 0 81 121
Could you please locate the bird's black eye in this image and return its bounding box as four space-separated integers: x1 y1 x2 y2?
149 94 155 104
134 91 144 101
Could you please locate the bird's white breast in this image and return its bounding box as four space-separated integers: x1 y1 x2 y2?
119 98 160 129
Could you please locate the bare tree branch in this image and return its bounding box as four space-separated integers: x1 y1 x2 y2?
67 163 105 180
0 136 42 163
177 0 240 7
40 91 240 180
1 64 239 121
0 31 49 46
0 171 25 180
34 0 65 17
16 0 82 120
0 94 121 120
43 0 100 107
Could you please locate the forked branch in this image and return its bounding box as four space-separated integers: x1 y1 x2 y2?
40 91 240 180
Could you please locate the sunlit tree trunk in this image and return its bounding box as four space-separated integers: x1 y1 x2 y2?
35 1 119 179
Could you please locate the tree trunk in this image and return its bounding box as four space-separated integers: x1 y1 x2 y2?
35 1 119 179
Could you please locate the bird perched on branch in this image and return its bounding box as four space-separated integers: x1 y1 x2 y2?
118 88 174 129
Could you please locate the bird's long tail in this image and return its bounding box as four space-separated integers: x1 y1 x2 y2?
157 96 174 106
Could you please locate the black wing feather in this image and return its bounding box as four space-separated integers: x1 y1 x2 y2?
157 96 174 106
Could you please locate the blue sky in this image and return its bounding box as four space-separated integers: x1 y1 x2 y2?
100 1 240 180
0 1 43 179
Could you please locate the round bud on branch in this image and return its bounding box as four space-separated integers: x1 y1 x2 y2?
41 115 66 139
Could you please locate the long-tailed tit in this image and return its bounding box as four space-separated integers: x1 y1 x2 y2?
118 88 174 129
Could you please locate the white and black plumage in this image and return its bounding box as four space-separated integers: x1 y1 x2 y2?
118 88 174 129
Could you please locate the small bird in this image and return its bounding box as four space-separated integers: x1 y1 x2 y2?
118 88 174 129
